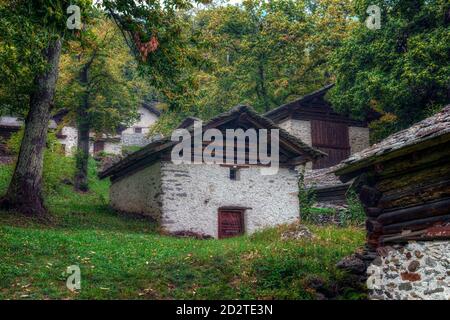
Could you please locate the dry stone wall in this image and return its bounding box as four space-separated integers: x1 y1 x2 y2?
160 162 300 238
367 241 450 300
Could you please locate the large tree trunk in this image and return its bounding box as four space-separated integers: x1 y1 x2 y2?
74 66 90 192
0 39 62 216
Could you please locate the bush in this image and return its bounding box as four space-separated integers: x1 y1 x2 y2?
298 166 316 222
340 189 365 226
7 128 74 195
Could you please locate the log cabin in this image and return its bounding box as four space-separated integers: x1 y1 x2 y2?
334 105 450 248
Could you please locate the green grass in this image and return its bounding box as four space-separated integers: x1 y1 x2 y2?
0 158 365 300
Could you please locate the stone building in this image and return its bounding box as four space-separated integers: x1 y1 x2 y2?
99 105 324 239
265 84 376 205
55 103 161 156
0 116 21 155
0 103 161 157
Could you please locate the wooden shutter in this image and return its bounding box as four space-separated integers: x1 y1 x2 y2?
311 120 350 169
218 209 244 239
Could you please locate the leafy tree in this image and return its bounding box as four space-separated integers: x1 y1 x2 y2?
0 0 93 216
329 0 450 141
57 16 148 191
0 0 198 215
192 0 356 113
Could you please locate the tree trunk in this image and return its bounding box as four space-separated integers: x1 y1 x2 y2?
74 66 90 192
257 62 270 112
0 38 62 216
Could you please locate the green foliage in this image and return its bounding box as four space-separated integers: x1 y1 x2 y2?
298 167 316 222
329 0 450 141
57 16 147 135
6 128 74 195
341 189 366 226
0 0 95 115
0 159 365 300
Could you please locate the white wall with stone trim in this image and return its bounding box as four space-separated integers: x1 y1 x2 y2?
279 119 313 169
104 141 122 155
122 106 159 146
349 126 370 154
109 162 162 219
159 162 300 238
278 119 370 171
58 126 78 156
281 119 312 146
367 241 450 300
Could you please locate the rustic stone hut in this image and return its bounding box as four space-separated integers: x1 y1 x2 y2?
335 105 450 300
100 105 324 239
265 84 374 170
265 84 377 206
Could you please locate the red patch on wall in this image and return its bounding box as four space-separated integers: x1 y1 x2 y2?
401 272 421 282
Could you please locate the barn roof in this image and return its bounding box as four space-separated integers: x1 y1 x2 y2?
99 105 326 180
264 84 379 126
142 102 161 117
335 105 450 181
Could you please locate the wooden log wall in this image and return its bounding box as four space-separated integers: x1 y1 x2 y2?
352 141 450 248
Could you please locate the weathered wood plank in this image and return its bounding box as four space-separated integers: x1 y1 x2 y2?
377 198 450 225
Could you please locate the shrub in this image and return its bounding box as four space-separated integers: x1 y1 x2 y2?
340 189 365 226
7 128 74 195
298 166 316 222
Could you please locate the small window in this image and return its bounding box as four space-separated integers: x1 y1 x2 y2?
134 127 142 134
229 167 240 181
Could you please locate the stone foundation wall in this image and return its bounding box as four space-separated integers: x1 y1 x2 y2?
160 162 300 238
367 241 450 300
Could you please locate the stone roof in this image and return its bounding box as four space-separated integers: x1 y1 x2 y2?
264 84 335 119
99 105 326 179
335 105 450 180
0 116 22 128
142 102 161 117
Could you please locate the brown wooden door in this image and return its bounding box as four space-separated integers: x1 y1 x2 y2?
311 120 350 169
218 209 244 239
94 141 105 154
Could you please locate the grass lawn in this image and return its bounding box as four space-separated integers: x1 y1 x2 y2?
0 159 365 300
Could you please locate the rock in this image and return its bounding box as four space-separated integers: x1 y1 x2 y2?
405 252 412 260
399 283 413 291
336 255 367 275
377 246 393 257
281 225 315 241
424 287 444 295
400 272 421 282
425 257 437 267
407 260 420 272
168 230 213 240
372 256 383 266
414 250 423 259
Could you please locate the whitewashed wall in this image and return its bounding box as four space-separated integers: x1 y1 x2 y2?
109 162 162 219
160 162 300 238
122 106 159 146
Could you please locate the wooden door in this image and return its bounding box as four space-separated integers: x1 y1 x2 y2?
218 209 244 239
311 120 350 169
94 141 105 154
